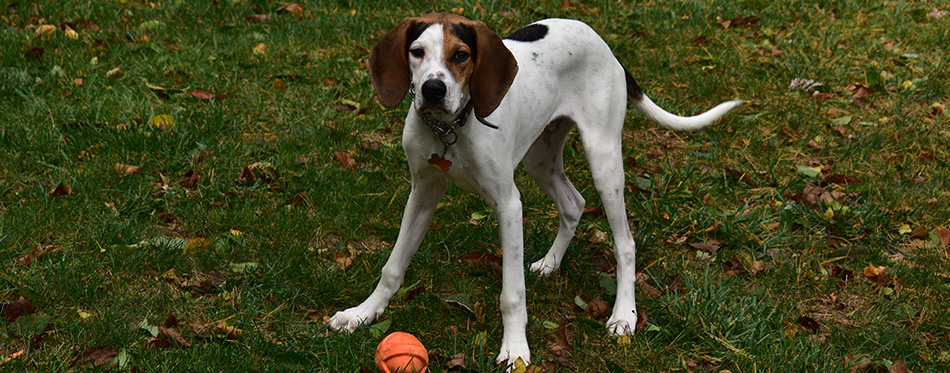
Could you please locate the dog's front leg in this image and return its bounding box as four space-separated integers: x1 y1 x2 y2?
327 175 447 332
488 183 532 367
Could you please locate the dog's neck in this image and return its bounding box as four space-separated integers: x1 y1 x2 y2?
409 85 498 147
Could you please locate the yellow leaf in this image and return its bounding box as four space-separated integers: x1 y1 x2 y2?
253 43 267 55
616 335 632 346
148 114 175 130
33 24 56 37
511 357 527 373
64 26 79 40
183 237 213 255
898 224 912 235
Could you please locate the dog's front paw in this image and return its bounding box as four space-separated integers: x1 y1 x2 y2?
606 308 638 336
496 339 531 371
326 306 379 333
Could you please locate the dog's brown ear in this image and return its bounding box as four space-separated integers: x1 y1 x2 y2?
368 18 415 108
468 21 518 118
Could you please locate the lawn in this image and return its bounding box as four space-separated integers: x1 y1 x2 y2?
1 0 948 371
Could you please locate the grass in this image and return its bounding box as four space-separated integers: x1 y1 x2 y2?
1 0 948 371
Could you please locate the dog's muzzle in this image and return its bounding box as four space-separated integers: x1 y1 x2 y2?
418 79 449 113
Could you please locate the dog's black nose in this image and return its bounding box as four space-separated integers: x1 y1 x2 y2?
421 80 447 101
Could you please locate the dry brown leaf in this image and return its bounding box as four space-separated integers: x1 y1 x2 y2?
334 152 356 169
71 346 117 369
334 252 353 270
890 359 912 373
245 14 271 22
48 183 72 196
159 326 191 347
3 349 26 363
549 321 574 354
862 264 892 286
689 241 721 253
636 273 663 299
584 297 611 318
3 299 35 322
846 83 871 101
446 353 465 370
190 90 216 100
114 163 140 176
460 251 502 265
934 227 949 249
277 3 305 14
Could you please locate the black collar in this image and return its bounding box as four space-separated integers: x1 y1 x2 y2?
409 85 499 148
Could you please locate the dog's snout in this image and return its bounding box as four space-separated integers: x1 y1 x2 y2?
421 80 447 101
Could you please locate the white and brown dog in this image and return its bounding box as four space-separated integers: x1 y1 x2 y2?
328 12 741 367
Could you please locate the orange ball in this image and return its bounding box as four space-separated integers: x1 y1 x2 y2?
375 332 428 373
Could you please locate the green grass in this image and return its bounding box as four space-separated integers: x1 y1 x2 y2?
2 0 948 371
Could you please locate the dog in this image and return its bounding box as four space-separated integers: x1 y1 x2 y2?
328 12 742 367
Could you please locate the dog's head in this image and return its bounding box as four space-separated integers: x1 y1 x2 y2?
367 13 519 119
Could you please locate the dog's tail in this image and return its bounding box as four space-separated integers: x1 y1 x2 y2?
625 70 742 131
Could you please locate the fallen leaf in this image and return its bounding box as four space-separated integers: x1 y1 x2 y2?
829 265 853 281
159 326 191 347
189 90 216 100
460 251 502 265
333 252 353 269
549 321 574 354
890 359 912 373
71 346 117 370
332 103 357 112
796 316 820 333
33 24 56 37
245 14 271 22
18 244 53 267
934 227 949 249
334 152 356 169
717 16 759 29
446 352 465 370
846 83 871 101
114 163 140 176
3 349 26 363
25 46 44 60
322 77 340 87
689 241 721 253
215 322 243 339
584 297 610 318
48 183 72 196
253 43 266 55
3 300 35 322
863 264 892 287
148 114 175 130
635 308 649 333
277 3 305 14
822 174 862 186
63 25 79 39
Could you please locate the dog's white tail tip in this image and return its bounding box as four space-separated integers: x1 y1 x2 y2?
634 96 743 131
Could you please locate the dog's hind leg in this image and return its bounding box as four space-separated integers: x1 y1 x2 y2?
327 174 447 332
576 99 639 335
523 116 585 276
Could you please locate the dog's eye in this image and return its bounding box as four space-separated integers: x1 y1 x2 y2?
410 48 424 58
453 51 470 63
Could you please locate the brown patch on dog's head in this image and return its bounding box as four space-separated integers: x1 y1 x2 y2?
368 13 518 116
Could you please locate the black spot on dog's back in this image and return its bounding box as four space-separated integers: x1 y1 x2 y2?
505 23 548 42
